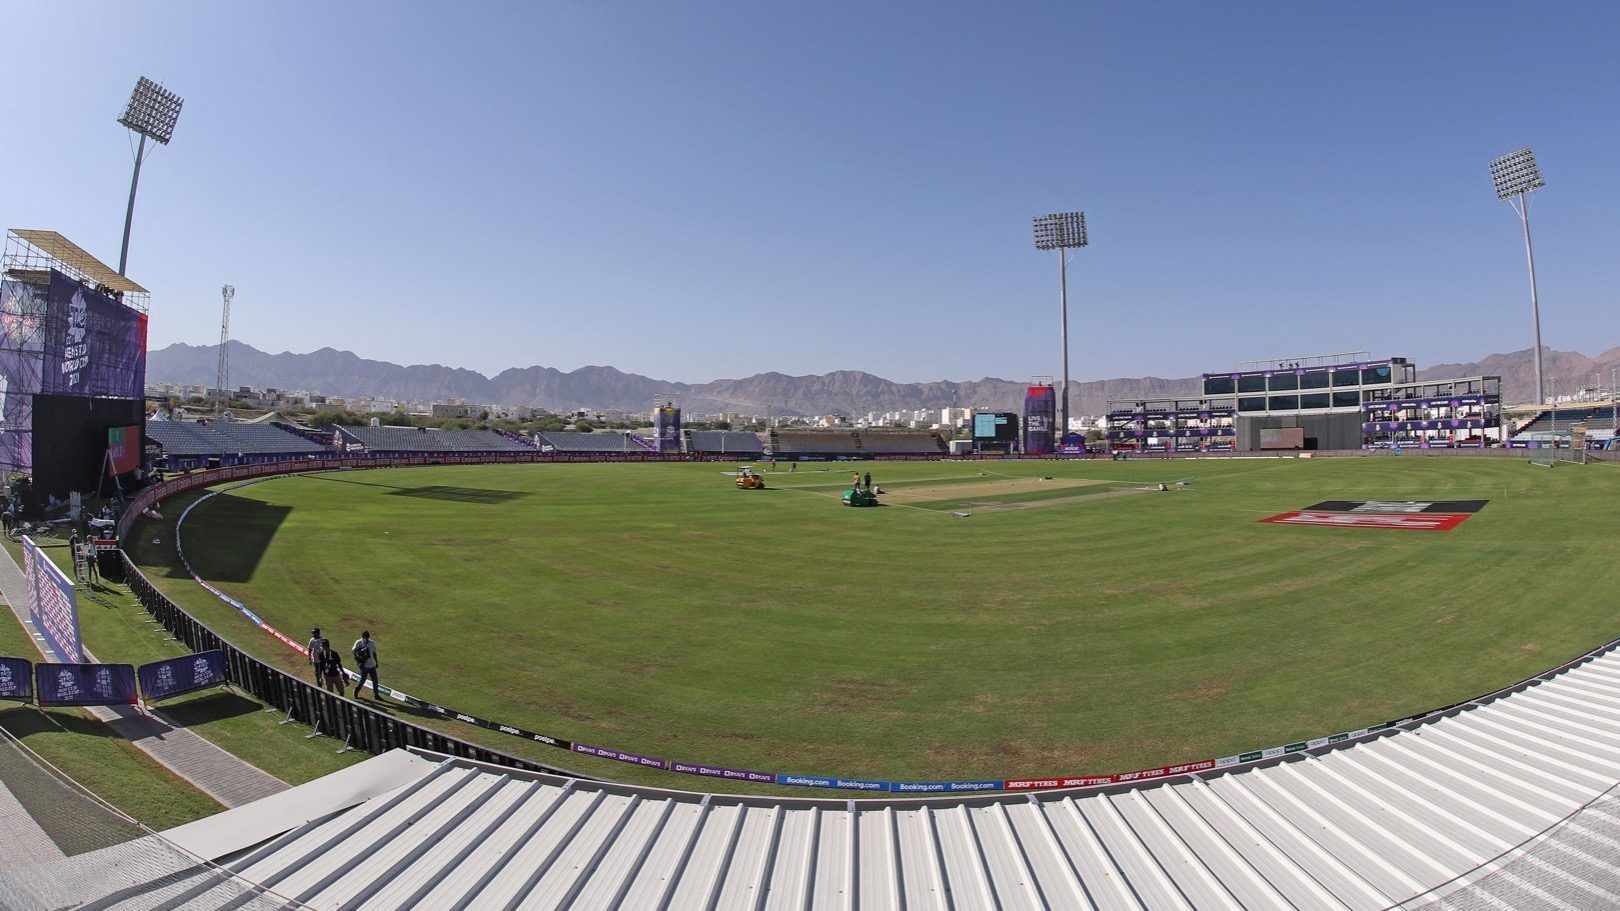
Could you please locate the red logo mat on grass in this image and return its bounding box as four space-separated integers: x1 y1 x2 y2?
1261 500 1486 531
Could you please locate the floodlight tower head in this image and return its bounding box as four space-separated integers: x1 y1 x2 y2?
1033 211 1087 250
118 77 184 144
1489 147 1544 200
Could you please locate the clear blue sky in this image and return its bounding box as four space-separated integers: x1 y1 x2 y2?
3 2 1616 383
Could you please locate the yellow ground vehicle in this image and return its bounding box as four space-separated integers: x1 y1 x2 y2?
735 470 766 489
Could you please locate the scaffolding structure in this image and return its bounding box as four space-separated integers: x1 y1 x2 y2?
2 230 150 312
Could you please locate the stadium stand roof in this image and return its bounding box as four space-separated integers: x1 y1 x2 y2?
36 641 1620 908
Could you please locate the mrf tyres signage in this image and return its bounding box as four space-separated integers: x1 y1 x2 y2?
1260 500 1488 531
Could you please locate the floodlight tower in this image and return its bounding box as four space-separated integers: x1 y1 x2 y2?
116 76 184 275
1489 147 1547 404
217 285 235 401
1033 211 1088 437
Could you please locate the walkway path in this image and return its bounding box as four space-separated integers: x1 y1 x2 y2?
0 542 288 810
0 777 63 868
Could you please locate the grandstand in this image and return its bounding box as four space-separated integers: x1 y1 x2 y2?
769 428 947 457
533 431 651 454
857 429 950 455
145 420 328 465
1509 402 1619 445
683 429 765 456
334 425 533 454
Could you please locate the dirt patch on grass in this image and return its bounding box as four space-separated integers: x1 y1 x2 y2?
967 485 1152 512
1169 679 1230 702
880 477 1103 504
807 677 912 714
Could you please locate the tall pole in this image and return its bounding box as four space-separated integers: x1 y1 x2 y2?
1516 191 1545 405
117 133 147 276
1059 250 1071 438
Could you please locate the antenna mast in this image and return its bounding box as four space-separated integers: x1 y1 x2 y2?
217 285 234 405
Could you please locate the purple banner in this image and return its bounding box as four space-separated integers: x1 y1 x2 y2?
0 656 32 701
1022 385 1056 455
137 650 227 702
42 271 147 398
652 404 681 453
35 662 137 707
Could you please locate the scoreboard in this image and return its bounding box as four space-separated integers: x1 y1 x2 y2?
973 412 1019 442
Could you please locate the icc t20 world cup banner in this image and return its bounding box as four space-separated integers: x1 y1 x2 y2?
0 270 147 473
23 535 81 663
137 650 227 702
35 662 137 707
40 270 147 398
0 656 32 701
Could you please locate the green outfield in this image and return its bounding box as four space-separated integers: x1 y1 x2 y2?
129 456 1620 791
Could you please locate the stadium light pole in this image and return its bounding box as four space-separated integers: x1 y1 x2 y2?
1489 147 1546 404
116 76 184 276
1033 211 1088 438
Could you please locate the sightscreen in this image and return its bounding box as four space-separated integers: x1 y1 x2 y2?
1260 427 1306 450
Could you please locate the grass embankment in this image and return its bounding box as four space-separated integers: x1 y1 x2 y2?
130 457 1620 794
0 536 362 827
0 595 222 829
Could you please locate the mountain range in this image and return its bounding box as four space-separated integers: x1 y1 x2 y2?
148 340 1620 417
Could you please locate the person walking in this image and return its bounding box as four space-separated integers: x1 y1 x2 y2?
352 631 380 699
319 646 346 696
306 628 328 685
864 471 872 492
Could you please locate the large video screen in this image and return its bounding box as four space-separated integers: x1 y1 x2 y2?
973 412 1019 441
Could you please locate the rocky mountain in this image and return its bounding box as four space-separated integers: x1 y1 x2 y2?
150 340 1616 416
1420 346 1620 406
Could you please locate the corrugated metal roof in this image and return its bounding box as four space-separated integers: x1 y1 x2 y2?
116 646 1620 909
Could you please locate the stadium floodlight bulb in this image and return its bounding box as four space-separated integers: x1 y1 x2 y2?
118 77 184 144
1033 211 1087 250
1489 147 1544 200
